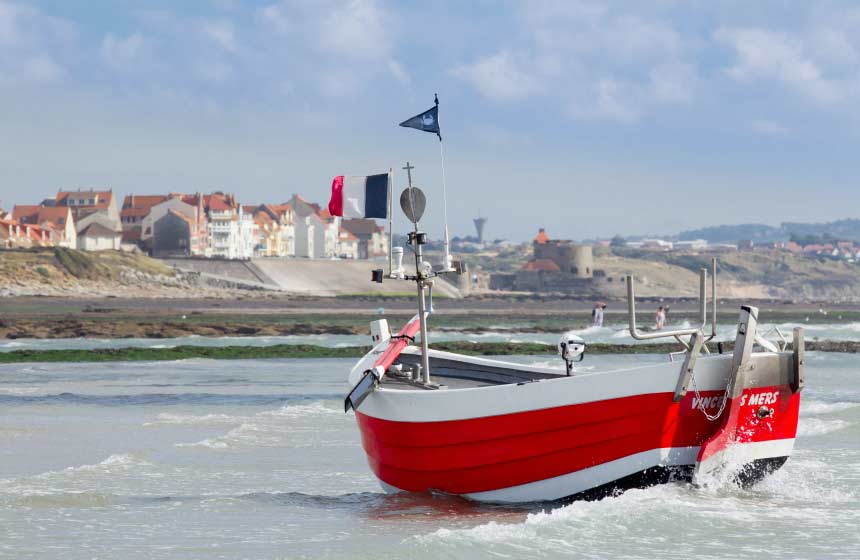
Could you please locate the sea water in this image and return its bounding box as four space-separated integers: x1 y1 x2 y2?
0 353 858 559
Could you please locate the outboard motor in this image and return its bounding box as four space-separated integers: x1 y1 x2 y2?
558 332 586 376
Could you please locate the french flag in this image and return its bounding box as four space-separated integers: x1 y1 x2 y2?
328 174 389 219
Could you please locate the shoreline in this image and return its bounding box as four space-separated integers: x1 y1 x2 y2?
3 295 858 341
1 339 856 364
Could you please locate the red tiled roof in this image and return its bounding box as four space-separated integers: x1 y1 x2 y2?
56 189 114 209
208 195 231 212
534 228 550 244
12 205 72 231
121 195 168 218
11 205 40 221
523 259 560 272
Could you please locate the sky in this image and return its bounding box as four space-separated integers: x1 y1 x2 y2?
2 1 860 242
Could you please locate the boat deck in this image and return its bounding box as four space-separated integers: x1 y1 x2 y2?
381 353 565 390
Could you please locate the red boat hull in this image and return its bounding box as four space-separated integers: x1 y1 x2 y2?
356 383 799 501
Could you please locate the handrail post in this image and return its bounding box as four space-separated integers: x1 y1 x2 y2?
711 258 717 338
626 269 708 341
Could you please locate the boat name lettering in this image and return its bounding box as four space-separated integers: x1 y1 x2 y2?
740 391 779 407
692 396 723 410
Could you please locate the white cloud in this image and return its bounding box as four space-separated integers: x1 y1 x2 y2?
453 3 694 122
16 53 63 83
649 62 695 104
750 119 792 137
452 51 545 101
196 59 233 82
318 0 389 60
387 59 409 85
254 0 402 96
257 4 290 34
200 19 237 53
714 27 845 105
101 32 144 69
568 79 641 123
0 1 74 86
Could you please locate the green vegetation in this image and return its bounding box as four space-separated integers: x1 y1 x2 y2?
35 266 50 278
53 247 112 280
0 339 854 364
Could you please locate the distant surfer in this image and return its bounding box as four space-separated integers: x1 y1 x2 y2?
655 306 666 330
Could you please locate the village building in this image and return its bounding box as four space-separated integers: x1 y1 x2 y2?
178 192 253 260
337 229 359 259
246 204 296 257
0 218 50 248
77 221 121 250
287 195 339 259
152 210 197 258
53 189 121 228
144 195 207 255
120 194 167 245
11 205 76 248
49 189 122 250
341 218 389 259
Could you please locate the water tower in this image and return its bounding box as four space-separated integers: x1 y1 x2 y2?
473 214 487 244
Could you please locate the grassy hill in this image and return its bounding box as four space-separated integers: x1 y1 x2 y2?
0 248 185 297
615 249 860 301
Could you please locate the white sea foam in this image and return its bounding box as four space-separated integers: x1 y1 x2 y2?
144 412 247 426
0 386 43 395
258 401 342 418
800 400 859 416
797 417 850 437
176 422 281 450
0 453 151 496
173 400 343 450
63 453 148 474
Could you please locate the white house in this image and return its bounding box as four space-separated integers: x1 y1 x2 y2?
287 195 339 259
78 221 121 250
294 214 316 258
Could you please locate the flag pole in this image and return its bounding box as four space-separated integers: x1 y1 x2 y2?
436 94 453 271
388 167 394 275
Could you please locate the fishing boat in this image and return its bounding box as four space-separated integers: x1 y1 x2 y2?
344 178 805 504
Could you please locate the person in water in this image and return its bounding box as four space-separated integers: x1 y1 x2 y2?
655 306 666 330
592 303 605 327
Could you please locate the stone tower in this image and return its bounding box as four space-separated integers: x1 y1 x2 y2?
473 215 487 243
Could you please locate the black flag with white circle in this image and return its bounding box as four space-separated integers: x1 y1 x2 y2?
399 95 441 140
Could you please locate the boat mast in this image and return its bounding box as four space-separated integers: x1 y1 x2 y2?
403 161 431 382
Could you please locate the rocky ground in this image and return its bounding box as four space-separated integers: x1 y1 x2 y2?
0 248 275 299
0 316 361 340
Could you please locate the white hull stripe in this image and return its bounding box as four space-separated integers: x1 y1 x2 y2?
377 439 796 503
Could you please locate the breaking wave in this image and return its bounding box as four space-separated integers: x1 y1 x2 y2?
797 417 850 437
173 399 344 450
800 400 860 416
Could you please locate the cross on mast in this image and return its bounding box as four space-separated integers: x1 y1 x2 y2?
402 161 415 189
